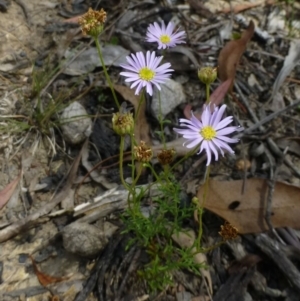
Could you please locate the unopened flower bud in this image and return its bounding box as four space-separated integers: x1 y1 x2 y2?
79 8 107 37
198 67 217 85
157 148 175 166
134 141 153 163
191 196 199 205
112 112 134 136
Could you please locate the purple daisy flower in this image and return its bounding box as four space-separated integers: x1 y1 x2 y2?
146 21 186 49
174 103 241 166
120 51 173 96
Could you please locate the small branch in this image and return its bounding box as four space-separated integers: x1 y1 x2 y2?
234 82 300 178
256 234 300 292
243 98 300 135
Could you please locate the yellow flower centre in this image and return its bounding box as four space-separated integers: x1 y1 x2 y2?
160 34 171 44
200 126 217 140
139 67 155 81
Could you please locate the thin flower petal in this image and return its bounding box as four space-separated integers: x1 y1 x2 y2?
213 104 227 127
190 112 203 128
208 141 218 162
216 135 239 144
178 118 200 128
202 104 211 126
173 128 197 135
202 141 211 166
215 139 235 154
182 134 202 139
211 139 224 156
215 116 234 131
185 137 203 148
217 126 239 136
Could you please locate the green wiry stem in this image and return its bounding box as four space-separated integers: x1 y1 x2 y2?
158 91 166 148
202 240 225 253
170 146 198 172
205 83 210 103
119 136 130 191
94 38 120 109
196 165 210 251
130 134 136 181
134 91 145 125
146 164 164 187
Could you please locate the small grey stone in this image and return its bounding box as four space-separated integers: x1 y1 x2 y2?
64 44 129 76
62 223 106 257
152 79 186 117
60 101 92 144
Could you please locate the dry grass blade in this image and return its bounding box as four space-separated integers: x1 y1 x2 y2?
0 171 22 210
219 1 265 14
218 20 255 92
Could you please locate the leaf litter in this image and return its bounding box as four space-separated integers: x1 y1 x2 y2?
1 0 300 300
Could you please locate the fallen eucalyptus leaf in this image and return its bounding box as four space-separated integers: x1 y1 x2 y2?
197 178 300 234
218 20 255 92
210 79 232 107
30 255 67 286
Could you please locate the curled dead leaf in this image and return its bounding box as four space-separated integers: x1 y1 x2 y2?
197 178 300 234
30 255 68 286
218 21 255 92
209 79 232 107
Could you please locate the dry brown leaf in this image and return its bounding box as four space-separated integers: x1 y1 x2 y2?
30 255 67 287
218 20 255 92
0 171 22 210
210 79 233 107
114 85 151 145
197 178 300 234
